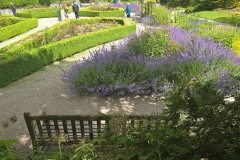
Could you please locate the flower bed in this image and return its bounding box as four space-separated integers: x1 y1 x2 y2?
62 26 240 96
0 18 136 87
141 6 240 56
16 7 62 18
79 6 124 17
0 17 38 42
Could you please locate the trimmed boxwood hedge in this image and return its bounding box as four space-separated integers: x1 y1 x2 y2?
16 7 73 18
16 8 59 18
79 7 124 17
0 17 38 42
0 17 19 27
0 18 136 87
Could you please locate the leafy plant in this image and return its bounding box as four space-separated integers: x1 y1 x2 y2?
126 28 170 58
0 115 17 160
164 80 240 159
152 5 170 25
0 140 16 160
63 25 240 97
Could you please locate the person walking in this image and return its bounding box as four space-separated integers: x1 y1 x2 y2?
72 1 80 19
63 4 69 19
10 2 17 16
125 3 131 18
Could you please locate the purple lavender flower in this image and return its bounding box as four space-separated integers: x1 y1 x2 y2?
62 25 240 97
139 16 156 26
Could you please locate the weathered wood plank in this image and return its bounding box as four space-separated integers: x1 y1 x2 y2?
80 120 85 139
53 120 60 135
24 112 162 146
62 120 68 135
36 120 43 137
44 120 52 139
71 120 77 142
88 120 93 139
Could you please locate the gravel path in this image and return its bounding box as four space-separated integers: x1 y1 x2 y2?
0 15 163 150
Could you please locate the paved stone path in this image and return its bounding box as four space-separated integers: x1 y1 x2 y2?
0 15 163 150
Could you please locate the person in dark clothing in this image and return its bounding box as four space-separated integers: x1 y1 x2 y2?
10 2 16 16
72 2 79 19
125 3 131 18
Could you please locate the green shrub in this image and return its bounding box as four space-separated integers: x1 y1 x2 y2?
185 6 195 13
153 5 170 24
163 81 240 159
0 0 38 9
0 18 136 87
79 7 124 17
0 17 38 42
38 0 52 6
127 29 171 58
16 7 59 18
151 10 240 60
97 83 240 159
175 14 240 49
0 17 19 27
0 140 16 159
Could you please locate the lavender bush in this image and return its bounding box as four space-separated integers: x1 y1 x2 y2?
145 6 240 51
62 26 240 97
176 14 240 49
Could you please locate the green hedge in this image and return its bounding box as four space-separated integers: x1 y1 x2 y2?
0 17 19 27
0 0 38 9
16 8 59 18
0 17 38 42
16 11 57 18
0 18 136 87
16 7 73 18
79 7 124 17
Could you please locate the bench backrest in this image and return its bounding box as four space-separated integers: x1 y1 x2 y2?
24 112 161 146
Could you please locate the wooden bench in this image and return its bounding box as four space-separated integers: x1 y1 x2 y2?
24 112 161 146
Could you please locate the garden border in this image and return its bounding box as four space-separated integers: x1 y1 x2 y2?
0 17 38 42
79 7 124 17
0 18 136 87
16 8 71 18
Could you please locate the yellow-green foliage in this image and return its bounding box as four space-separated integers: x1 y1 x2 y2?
0 17 38 42
232 38 240 56
144 0 156 3
16 7 61 18
0 18 136 87
0 0 38 9
153 5 170 24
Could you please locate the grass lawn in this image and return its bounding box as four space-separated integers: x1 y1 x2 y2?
192 10 240 26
